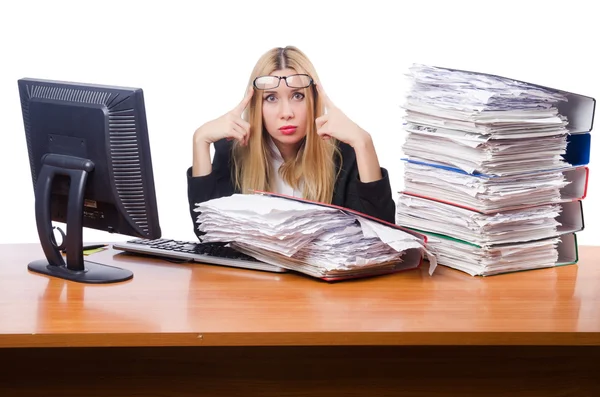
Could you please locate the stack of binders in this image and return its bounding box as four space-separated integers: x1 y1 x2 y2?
395 64 595 276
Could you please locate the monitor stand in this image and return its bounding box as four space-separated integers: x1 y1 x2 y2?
28 153 133 284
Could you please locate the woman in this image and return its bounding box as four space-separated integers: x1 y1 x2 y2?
187 46 395 238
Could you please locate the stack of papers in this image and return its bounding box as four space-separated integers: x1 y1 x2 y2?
396 194 561 247
402 64 570 176
395 64 582 276
403 124 568 176
404 63 568 114
403 162 569 213
425 235 560 276
193 193 429 280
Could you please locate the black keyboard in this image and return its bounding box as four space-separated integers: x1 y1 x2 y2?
112 238 288 273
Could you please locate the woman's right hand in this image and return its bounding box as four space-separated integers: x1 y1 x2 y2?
194 86 254 146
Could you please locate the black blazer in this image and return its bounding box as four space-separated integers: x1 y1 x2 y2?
187 139 396 240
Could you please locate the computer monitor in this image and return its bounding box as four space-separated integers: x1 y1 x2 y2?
17 78 162 284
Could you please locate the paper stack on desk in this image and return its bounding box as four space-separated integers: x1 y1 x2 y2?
402 64 572 176
193 193 430 281
402 162 569 213
395 64 595 276
396 194 562 247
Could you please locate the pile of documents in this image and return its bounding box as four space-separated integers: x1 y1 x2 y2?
193 193 431 280
402 64 571 176
403 162 568 213
396 194 562 247
395 64 594 276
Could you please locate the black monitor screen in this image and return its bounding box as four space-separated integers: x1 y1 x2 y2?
18 78 162 283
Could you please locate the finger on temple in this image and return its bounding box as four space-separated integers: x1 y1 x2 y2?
234 86 254 115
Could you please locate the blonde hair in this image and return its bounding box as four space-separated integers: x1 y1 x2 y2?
232 46 340 203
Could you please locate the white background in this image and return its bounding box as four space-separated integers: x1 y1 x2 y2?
0 0 597 246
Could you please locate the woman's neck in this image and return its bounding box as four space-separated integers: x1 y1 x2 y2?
270 138 303 162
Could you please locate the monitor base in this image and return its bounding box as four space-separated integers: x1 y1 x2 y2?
28 259 133 284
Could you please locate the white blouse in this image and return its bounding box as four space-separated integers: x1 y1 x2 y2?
267 137 304 198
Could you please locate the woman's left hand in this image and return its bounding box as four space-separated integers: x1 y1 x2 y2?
314 82 371 148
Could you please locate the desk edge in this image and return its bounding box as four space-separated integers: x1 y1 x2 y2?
2 332 600 348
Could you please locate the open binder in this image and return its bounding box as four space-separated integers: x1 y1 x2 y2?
398 192 584 239
401 161 589 214
402 65 596 175
406 227 579 276
244 191 431 281
432 66 596 134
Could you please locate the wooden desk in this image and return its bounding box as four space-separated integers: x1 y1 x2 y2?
1 243 599 396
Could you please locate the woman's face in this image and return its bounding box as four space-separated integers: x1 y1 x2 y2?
259 68 310 155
